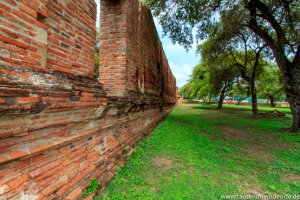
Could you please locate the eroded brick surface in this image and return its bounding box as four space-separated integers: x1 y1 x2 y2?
0 0 176 199
99 0 176 99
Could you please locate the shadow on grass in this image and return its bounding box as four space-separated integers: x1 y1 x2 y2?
191 105 250 113
188 103 292 114
98 103 299 200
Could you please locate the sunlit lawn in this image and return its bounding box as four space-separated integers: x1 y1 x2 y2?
96 103 300 200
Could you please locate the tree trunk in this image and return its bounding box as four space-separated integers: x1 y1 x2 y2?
286 94 300 131
269 96 275 107
250 80 258 115
284 72 300 131
246 0 300 130
209 95 212 103
236 99 242 105
217 87 226 109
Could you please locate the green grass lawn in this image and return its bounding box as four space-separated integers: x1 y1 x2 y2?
199 103 292 113
96 103 300 200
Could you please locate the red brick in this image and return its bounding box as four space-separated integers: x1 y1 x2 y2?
66 188 82 200
85 194 96 200
18 72 32 78
68 170 78 179
37 194 44 200
35 165 63 181
0 155 9 165
55 176 68 190
0 35 29 49
29 161 60 178
0 2 11 11
80 97 96 102
100 181 107 188
16 97 39 103
87 151 98 160
42 97 68 102
66 148 85 159
7 175 28 189
19 4 37 18
5 0 17 6
56 180 76 197
0 173 22 185
42 185 57 197
29 142 54 154
0 0 177 199
36 175 58 191
0 184 10 195
8 150 28 160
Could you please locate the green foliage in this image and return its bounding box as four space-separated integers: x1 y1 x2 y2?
179 64 212 100
143 0 299 126
94 29 100 79
178 83 193 99
205 54 239 97
257 63 285 99
228 78 250 99
94 47 99 79
179 59 239 102
96 103 299 199
199 22 267 84
82 178 99 198
142 0 299 54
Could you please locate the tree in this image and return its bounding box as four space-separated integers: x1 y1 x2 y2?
257 63 285 107
229 79 251 105
209 66 238 109
179 60 238 109
203 55 239 109
179 64 212 101
143 0 300 131
179 83 193 100
200 29 266 114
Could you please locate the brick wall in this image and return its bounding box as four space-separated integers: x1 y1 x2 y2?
0 0 176 199
99 0 176 102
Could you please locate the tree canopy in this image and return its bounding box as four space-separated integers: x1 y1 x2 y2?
257 63 285 106
144 0 300 130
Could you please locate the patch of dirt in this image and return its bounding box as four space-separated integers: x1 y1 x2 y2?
281 128 300 133
258 110 286 118
243 144 273 162
215 125 257 142
175 121 189 126
243 127 295 150
268 137 295 149
235 174 265 195
245 185 264 195
246 116 258 121
174 120 199 128
245 126 273 134
281 174 300 182
152 156 174 172
204 114 227 120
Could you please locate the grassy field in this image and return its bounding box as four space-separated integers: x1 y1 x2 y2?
199 103 292 113
97 103 300 200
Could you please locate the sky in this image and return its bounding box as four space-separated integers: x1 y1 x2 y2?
95 1 199 87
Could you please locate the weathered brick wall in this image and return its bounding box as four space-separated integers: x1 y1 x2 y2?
99 0 176 102
0 0 176 199
0 0 96 77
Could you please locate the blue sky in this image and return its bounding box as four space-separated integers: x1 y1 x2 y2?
95 1 199 87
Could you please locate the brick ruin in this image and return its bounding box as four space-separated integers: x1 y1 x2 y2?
0 0 176 199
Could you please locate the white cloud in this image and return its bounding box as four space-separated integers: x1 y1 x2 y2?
165 43 183 52
169 62 193 88
153 17 199 88
96 0 100 28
